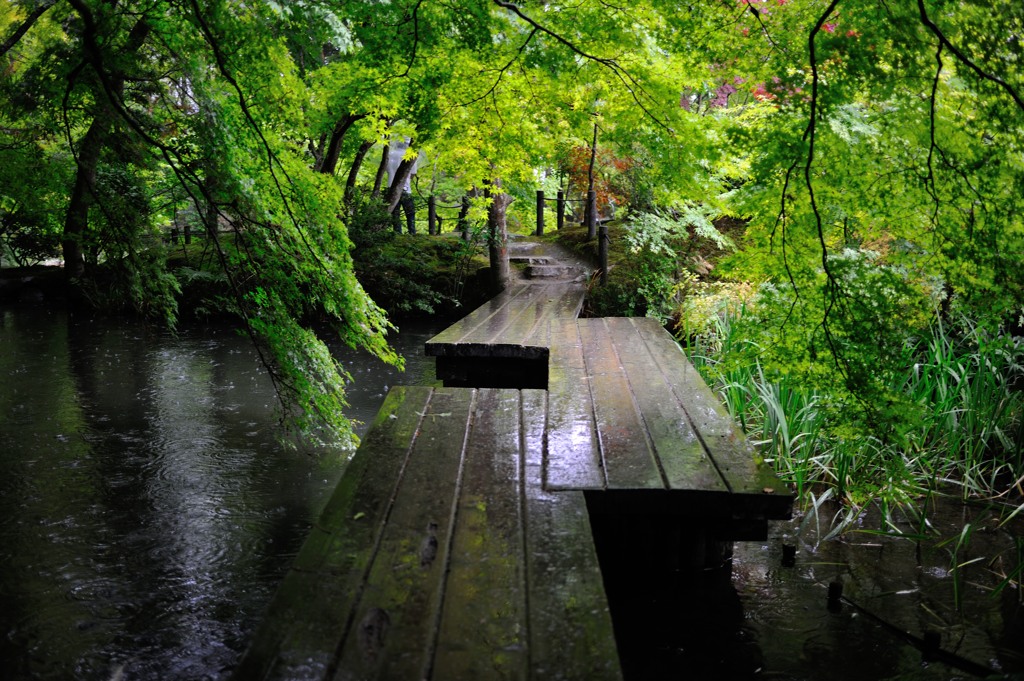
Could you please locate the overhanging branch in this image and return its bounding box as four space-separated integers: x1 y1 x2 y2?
492 0 671 131
917 0 1024 114
0 0 56 59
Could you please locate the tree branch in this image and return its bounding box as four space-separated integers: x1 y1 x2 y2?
924 40 942 226
492 0 671 131
0 0 56 60
804 0 844 365
917 0 1024 113
452 27 537 111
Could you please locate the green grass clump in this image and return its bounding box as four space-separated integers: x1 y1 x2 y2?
683 304 1024 532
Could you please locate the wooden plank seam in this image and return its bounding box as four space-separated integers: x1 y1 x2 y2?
627 317 736 495
592 317 671 490
420 388 479 680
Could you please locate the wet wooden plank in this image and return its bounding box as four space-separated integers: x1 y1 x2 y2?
425 284 584 361
239 383 625 681
628 318 791 516
578 319 664 490
426 285 531 352
522 285 586 345
232 386 432 681
544 319 604 490
432 388 528 680
333 387 476 680
499 284 584 350
521 389 623 680
602 316 729 495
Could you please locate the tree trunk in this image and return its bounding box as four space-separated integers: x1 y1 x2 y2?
308 133 326 171
61 15 151 280
63 117 106 278
371 144 389 198
344 140 373 202
320 113 364 175
458 195 471 240
585 121 598 233
487 188 512 294
385 157 417 214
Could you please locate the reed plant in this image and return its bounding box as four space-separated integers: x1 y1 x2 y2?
681 304 1024 531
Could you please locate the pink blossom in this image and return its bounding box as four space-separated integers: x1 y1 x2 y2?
710 83 737 108
823 22 837 33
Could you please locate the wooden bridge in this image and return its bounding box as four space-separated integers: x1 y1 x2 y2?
233 239 792 680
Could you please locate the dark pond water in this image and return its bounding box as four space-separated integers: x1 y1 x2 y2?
0 307 444 680
604 498 1024 680
729 502 1024 680
2 306 1022 680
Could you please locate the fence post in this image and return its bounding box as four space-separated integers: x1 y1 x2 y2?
587 190 597 241
556 190 565 231
428 195 437 235
536 190 545 236
599 219 609 285
459 195 470 241
402 191 416 234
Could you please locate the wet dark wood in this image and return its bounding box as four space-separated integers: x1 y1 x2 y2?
239 288 792 679
521 390 622 680
544 317 792 523
233 386 622 681
544 319 604 490
432 388 526 679
231 386 432 680
425 283 585 362
577 319 664 490
427 282 586 389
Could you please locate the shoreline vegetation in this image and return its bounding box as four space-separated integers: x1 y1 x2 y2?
5 218 1023 538
3 0 1022 534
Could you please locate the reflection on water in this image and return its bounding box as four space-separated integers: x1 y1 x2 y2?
0 308 443 679
730 502 1024 680
601 498 1023 680
4 307 1021 680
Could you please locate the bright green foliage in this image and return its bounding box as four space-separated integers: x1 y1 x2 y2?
652 0 1024 521
686 301 1023 524
1 0 404 447
3 0 1023 472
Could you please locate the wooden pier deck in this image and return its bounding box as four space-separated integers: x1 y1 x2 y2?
234 242 792 680
424 282 585 388
545 317 789 521
232 386 620 681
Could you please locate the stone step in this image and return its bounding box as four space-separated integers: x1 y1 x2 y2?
525 264 583 279
511 256 554 266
